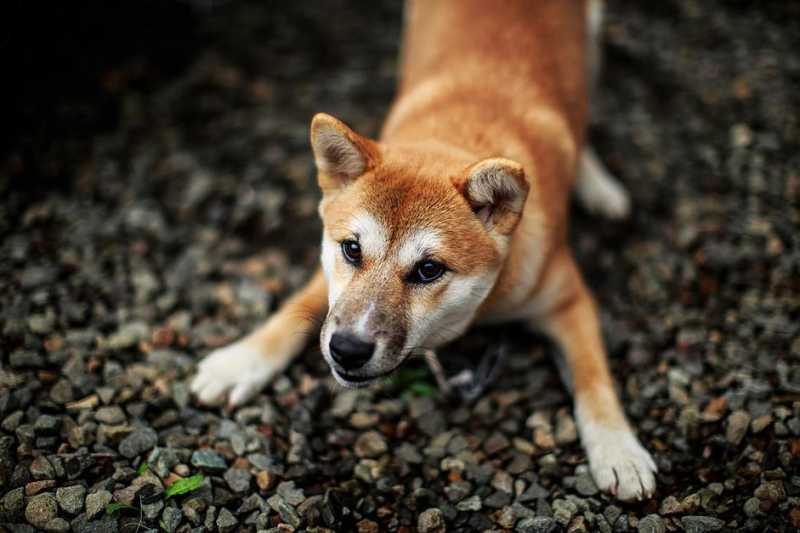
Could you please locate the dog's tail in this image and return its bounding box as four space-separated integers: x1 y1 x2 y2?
586 0 605 100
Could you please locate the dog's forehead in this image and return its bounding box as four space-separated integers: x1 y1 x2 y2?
365 171 464 227
359 175 459 247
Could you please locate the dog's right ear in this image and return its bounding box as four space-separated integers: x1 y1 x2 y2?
310 113 380 190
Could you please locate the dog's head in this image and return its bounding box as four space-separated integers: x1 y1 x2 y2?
311 113 529 387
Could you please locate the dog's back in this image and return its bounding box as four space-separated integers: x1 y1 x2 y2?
386 1 587 169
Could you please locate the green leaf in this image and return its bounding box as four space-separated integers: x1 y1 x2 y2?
408 382 436 397
137 462 149 475
105 502 136 515
165 474 205 498
387 367 430 388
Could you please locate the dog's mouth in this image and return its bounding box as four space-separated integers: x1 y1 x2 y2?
332 367 393 387
330 353 412 388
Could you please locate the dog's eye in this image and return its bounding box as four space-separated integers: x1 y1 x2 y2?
341 240 362 265
409 260 446 284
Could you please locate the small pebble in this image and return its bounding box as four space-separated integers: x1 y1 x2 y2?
85 490 113 519
25 492 58 529
216 507 238 532
354 431 388 458
637 514 666 533
56 484 86 514
418 507 446 533
681 515 725 532
725 410 751 445
191 449 227 472
119 428 158 458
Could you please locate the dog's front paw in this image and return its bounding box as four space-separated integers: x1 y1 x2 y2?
581 423 657 501
190 342 283 407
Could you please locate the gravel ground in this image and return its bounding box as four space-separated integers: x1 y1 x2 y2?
2 1 799 532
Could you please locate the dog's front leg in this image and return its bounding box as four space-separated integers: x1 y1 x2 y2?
533 255 656 501
191 269 327 407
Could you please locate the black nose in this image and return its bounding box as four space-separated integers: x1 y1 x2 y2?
329 332 375 371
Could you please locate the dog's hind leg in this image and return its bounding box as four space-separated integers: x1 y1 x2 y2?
575 148 631 219
191 269 327 407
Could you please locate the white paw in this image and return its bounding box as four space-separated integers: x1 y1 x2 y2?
577 149 632 220
580 422 657 501
190 342 282 407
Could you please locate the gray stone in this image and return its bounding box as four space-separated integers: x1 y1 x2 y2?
518 481 549 502
119 428 158 458
95 406 126 425
2 410 24 432
681 515 725 532
216 507 238 532
276 481 305 506
34 415 60 435
725 410 751 445
10 350 45 368
182 497 207 525
56 484 86 514
484 432 510 455
44 517 70 532
484 491 512 509
495 505 517 528
417 508 446 533
554 411 578 445
552 498 577 526
331 390 359 417
1 487 25 519
637 514 666 533
517 516 557 533
574 472 599 496
223 467 251 493
191 449 227 472
141 499 164 520
237 493 265 514
754 480 786 503
49 380 74 404
604 505 622 526
85 489 113 519
25 493 58 529
147 447 180 478
395 442 423 463
456 495 482 512
30 455 56 479
267 494 301 527
444 480 472 502
162 506 183 532
28 313 55 334
204 505 217 530
743 496 761 517
74 515 118 533
354 431 388 458
107 321 149 350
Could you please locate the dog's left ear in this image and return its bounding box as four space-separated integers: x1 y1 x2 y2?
310 113 380 190
455 158 530 235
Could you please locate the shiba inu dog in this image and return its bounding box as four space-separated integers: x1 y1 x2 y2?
191 0 656 501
